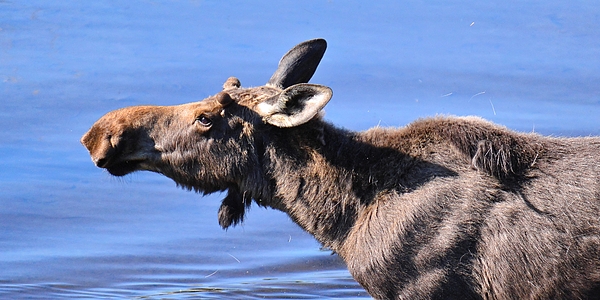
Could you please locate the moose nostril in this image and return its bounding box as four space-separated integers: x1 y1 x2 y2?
86 134 118 168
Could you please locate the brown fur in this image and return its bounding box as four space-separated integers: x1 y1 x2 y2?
81 39 600 299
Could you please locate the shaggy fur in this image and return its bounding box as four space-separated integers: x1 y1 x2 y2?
81 39 600 299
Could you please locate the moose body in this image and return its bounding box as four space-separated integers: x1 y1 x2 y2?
81 39 600 299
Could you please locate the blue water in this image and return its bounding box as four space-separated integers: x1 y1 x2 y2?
1 1 599 298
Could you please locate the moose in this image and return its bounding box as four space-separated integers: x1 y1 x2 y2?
81 39 599 299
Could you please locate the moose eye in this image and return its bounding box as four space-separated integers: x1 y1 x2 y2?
196 115 212 127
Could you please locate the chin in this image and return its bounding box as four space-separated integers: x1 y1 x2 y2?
106 161 142 176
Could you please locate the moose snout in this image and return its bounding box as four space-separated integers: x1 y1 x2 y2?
90 148 115 168
81 128 118 169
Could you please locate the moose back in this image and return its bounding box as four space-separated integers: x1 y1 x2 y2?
81 39 600 299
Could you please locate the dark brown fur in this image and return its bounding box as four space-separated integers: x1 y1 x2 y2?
81 39 600 299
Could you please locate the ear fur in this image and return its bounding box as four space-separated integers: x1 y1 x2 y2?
256 83 333 128
267 38 327 89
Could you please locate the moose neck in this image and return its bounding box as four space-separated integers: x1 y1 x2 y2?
259 120 418 251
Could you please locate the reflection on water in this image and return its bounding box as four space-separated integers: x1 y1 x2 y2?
1 0 599 298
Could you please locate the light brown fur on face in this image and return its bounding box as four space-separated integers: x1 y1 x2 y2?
82 39 600 299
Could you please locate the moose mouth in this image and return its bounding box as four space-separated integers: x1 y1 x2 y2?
105 160 143 176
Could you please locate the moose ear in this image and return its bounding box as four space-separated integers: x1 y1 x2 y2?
267 38 327 89
256 84 333 128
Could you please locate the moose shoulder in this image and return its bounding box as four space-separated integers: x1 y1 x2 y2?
81 39 600 299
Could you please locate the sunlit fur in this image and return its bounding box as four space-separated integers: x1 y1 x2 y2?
82 39 600 300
